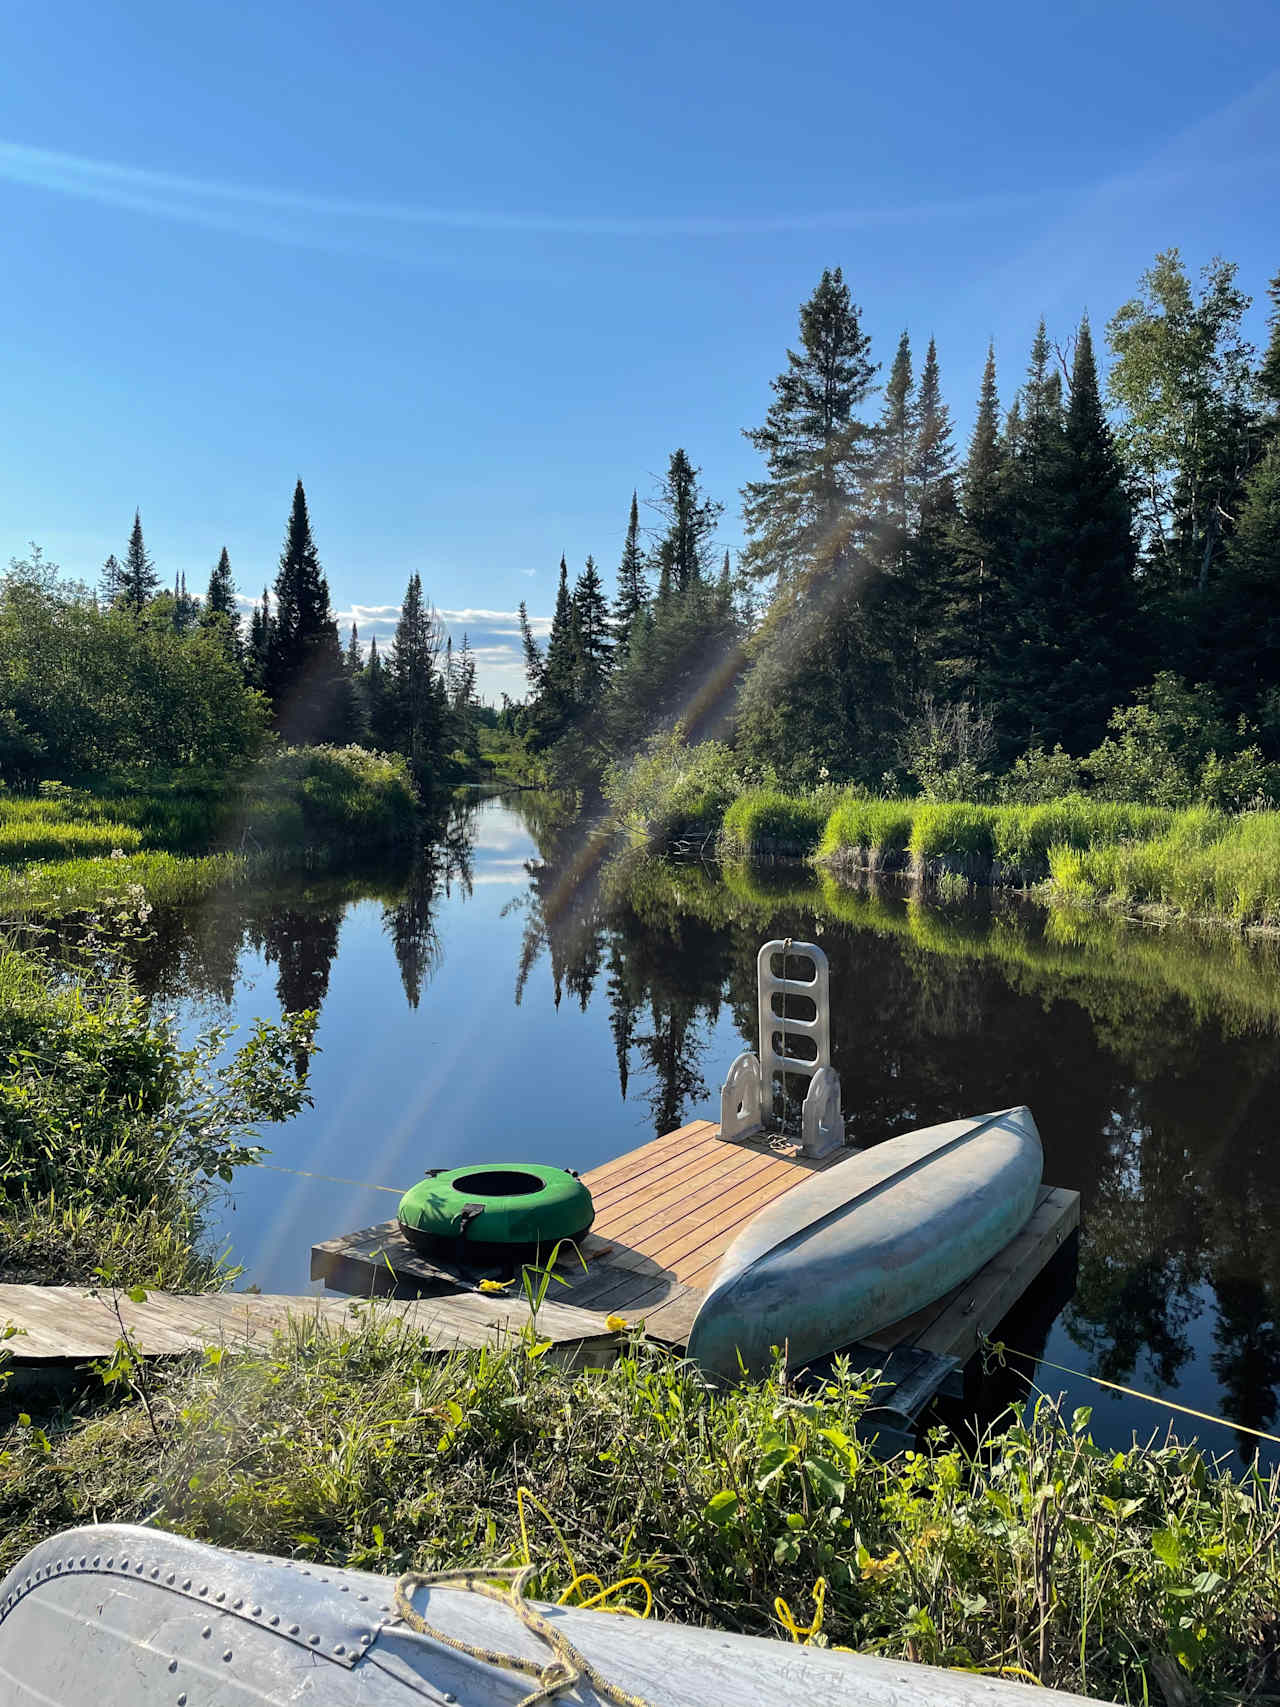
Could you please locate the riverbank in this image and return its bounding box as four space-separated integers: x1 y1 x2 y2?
0 745 420 917
714 788 1280 929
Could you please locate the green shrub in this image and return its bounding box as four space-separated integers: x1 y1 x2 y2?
998 745 1084 803
603 731 748 843
721 790 829 855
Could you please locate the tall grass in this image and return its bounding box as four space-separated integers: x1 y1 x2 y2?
720 789 831 856
0 849 246 916
817 797 916 864
1051 810 1280 925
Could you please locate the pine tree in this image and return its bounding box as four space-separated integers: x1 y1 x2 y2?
202 546 240 654
246 585 273 692
120 511 159 612
345 622 361 675
650 450 722 596
913 336 957 525
950 345 1006 704
100 553 123 605
612 490 648 649
1260 269 1280 425
266 480 346 744
1032 317 1139 751
363 633 396 750
1218 439 1280 727
533 556 578 745
518 599 545 690
873 330 915 563
571 556 612 705
390 572 446 778
742 267 878 587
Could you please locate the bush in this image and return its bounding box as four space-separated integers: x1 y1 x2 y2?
0 941 315 1209
721 790 830 856
602 730 748 844
1085 674 1280 809
998 745 1083 803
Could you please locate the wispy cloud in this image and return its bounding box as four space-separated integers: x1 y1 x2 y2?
0 140 1049 242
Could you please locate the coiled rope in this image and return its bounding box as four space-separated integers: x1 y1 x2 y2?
392 1564 659 1707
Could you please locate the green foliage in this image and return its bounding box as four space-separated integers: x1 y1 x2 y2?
602 730 747 845
1050 810 1280 925
1 1330 1277 1703
720 790 830 856
0 940 315 1207
997 745 1083 803
1085 674 1278 810
0 550 270 783
0 799 143 863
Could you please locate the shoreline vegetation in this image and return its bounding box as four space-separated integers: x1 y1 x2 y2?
604 744 1280 931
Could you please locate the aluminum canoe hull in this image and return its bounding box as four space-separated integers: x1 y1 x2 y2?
686 1105 1043 1382
0 1521 1101 1706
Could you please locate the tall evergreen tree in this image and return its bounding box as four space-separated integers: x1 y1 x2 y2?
612 490 648 648
345 622 361 675
570 556 612 705
246 586 273 691
1260 269 1280 425
1020 317 1139 751
650 450 722 596
266 480 347 744
1218 438 1280 729
741 267 878 587
532 556 578 745
203 547 239 655
873 330 915 562
518 599 545 690
120 511 159 612
100 553 123 606
949 345 1006 705
362 633 396 750
390 572 446 777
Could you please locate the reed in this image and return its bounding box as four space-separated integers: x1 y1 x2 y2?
720 789 831 856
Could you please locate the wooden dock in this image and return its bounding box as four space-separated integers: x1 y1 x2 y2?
310 1116 1080 1442
0 1283 619 1385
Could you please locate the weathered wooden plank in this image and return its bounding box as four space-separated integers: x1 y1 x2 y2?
0 1283 622 1370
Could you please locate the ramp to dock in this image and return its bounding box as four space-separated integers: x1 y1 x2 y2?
0 1283 619 1379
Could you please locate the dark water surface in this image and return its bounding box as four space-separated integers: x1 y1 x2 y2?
142 792 1280 1469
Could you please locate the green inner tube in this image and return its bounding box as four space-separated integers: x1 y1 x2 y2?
397 1163 595 1255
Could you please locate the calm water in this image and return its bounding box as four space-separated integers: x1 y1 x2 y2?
132 792 1280 1468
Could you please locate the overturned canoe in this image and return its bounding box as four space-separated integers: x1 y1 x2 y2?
0 1521 1102 1706
687 1105 1043 1382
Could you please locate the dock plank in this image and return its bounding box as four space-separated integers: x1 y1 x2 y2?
0 1284 621 1372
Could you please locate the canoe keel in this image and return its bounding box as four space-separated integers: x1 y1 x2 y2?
687 1106 1044 1383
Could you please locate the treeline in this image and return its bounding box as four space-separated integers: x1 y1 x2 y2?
1 479 484 788
517 250 1280 803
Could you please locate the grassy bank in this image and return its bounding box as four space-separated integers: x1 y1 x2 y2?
3 1322 1278 1702
0 745 420 918
711 786 1280 928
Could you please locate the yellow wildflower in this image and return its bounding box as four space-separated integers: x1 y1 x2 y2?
477 1278 514 1295
606 1314 628 1332
860 1549 901 1583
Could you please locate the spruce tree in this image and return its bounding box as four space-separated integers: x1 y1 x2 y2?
893 335 959 705
203 547 239 655
571 556 612 705
612 490 648 648
518 599 545 690
651 450 722 596
363 634 396 750
120 510 159 612
1038 317 1139 750
390 573 446 777
742 267 878 587
266 480 346 744
534 556 578 744
100 553 123 605
246 585 273 692
1260 269 1280 425
950 345 1006 705
345 622 361 675
1218 439 1280 728
874 330 915 561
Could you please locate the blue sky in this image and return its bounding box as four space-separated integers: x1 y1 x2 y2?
3 0 1278 698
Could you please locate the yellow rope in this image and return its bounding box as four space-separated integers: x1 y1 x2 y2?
257 1160 405 1194
393 1564 659 1707
1000 1342 1280 1448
